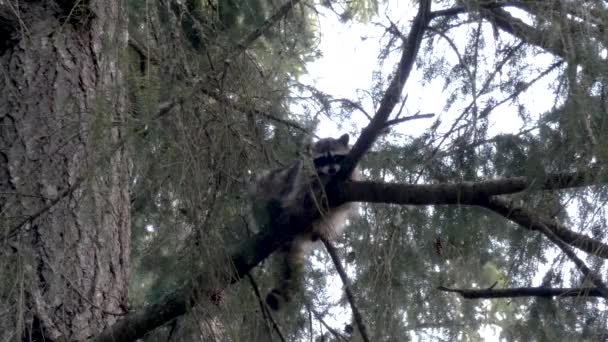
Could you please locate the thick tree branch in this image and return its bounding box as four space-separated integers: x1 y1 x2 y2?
337 168 606 206
322 239 370 342
485 8 566 58
96 176 337 341
96 167 607 340
337 170 608 259
340 0 431 177
94 289 189 342
438 286 604 299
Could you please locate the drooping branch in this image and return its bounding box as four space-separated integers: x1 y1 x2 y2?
482 197 608 259
155 0 303 120
530 218 608 298
197 84 311 134
236 0 302 54
483 7 608 74
0 1 23 51
341 0 432 177
438 286 604 299
0 2 18 29
322 239 370 342
430 2 608 74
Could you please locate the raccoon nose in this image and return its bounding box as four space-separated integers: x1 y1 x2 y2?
328 167 337 175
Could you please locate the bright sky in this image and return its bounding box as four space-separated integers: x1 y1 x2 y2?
297 2 563 341
301 4 559 141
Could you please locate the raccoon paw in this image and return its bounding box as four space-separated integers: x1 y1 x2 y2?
265 289 285 311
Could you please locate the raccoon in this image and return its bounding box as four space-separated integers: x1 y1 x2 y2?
250 133 360 311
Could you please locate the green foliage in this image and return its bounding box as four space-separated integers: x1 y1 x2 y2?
121 0 608 340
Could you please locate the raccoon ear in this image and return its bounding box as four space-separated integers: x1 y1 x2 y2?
338 133 349 146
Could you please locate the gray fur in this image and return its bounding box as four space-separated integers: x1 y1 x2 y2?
250 134 360 311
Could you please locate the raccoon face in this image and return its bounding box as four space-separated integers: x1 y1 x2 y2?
310 134 350 176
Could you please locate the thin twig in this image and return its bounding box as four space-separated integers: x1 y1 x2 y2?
322 238 370 342
236 0 303 55
246 274 286 342
330 98 373 121
533 221 608 298
383 112 435 128
308 307 313 342
5 177 85 240
308 306 349 342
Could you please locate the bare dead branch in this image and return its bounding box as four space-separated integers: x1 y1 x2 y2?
330 98 373 121
322 239 370 342
383 113 435 128
438 286 604 299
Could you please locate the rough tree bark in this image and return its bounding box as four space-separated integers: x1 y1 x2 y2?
0 1 130 341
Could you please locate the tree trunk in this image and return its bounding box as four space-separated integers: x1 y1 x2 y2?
0 1 130 341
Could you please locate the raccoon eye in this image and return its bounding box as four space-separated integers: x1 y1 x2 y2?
313 156 331 168
313 155 346 168
332 155 346 164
